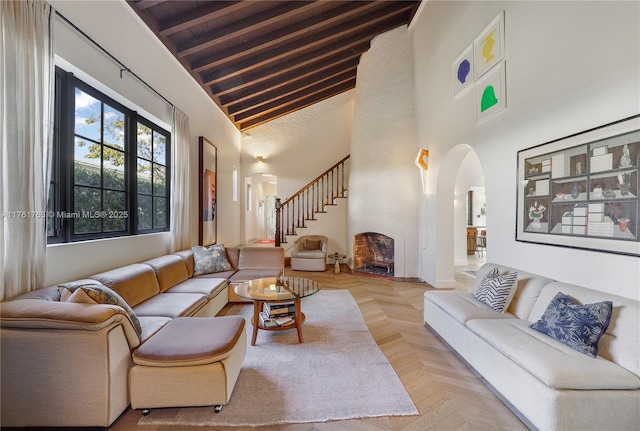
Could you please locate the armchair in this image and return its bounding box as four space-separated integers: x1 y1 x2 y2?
290 235 328 271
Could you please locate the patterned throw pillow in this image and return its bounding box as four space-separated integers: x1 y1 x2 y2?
192 244 233 276
473 267 518 313
530 292 612 358
58 281 142 337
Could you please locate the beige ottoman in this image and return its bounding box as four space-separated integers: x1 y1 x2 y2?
130 316 246 414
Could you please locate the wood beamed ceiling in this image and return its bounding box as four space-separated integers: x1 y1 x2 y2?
127 0 421 131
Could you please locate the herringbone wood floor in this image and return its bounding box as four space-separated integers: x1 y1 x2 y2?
109 262 528 431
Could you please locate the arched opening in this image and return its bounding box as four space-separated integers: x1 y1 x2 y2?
244 173 278 244
434 144 485 286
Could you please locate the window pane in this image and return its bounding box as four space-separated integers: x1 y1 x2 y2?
137 123 152 159
154 197 167 229
104 149 125 190
74 186 101 234
137 194 152 230
74 138 101 187
74 88 100 141
137 159 152 194
153 164 166 196
104 190 126 232
103 104 125 150
153 131 166 164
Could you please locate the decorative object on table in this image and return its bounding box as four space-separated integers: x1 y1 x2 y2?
619 143 632 168
528 201 546 230
516 114 639 256
198 136 217 246
571 181 579 199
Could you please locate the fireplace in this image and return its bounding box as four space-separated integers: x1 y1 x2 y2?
353 232 394 278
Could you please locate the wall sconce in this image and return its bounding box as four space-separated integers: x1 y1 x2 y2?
256 156 265 163
415 148 429 195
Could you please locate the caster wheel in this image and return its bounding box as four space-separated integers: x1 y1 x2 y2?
214 405 222 413
142 409 151 416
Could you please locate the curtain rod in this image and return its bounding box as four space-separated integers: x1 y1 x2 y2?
54 10 174 108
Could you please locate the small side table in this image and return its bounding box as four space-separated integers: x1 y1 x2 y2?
328 252 347 274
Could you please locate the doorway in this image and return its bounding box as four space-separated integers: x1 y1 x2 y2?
244 173 277 243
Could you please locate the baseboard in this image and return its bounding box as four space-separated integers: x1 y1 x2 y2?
423 322 537 431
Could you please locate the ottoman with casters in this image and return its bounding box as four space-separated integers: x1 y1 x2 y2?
130 315 247 414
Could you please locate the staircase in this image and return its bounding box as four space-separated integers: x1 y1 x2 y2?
275 155 349 246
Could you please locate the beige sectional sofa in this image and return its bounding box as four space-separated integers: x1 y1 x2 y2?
0 245 284 428
424 262 640 431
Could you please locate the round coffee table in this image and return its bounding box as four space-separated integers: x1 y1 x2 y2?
234 276 321 345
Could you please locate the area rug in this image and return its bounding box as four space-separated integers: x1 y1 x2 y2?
138 290 418 427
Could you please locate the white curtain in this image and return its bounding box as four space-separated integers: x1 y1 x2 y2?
170 107 192 252
0 1 54 300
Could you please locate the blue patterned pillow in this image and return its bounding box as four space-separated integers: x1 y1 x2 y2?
473 267 518 312
59 281 142 337
192 244 233 276
530 292 612 358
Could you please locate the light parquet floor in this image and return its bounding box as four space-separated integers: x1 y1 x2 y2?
109 261 527 431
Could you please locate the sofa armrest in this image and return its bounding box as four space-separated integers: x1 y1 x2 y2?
0 299 140 348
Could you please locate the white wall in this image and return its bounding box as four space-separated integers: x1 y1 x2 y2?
349 26 420 278
240 90 354 252
412 1 640 299
45 0 241 285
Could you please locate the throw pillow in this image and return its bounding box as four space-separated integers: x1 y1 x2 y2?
530 292 613 358
305 239 322 250
473 267 518 313
66 288 99 304
192 244 233 276
58 282 142 337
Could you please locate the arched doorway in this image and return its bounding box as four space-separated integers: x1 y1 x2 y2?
434 144 485 286
244 173 278 244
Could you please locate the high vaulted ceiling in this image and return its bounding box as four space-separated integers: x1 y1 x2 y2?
127 0 421 131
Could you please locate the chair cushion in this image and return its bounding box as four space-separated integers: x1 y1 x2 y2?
291 249 325 259
305 239 322 250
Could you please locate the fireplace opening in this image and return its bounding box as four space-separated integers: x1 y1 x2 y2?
353 232 394 278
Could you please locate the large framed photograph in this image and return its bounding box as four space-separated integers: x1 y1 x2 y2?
199 136 217 246
516 115 640 256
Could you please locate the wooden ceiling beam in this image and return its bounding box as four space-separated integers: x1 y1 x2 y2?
190 1 381 72
234 74 356 122
207 40 369 92
238 80 356 130
157 1 248 37
131 0 165 10
225 60 359 114
198 11 409 83
176 1 326 56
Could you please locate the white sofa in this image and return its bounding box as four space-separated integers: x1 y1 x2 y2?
424 263 640 431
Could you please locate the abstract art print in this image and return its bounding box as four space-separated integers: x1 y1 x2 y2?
199 136 217 246
474 12 505 79
476 61 506 122
453 44 474 97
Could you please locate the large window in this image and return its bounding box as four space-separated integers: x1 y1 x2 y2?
48 68 170 243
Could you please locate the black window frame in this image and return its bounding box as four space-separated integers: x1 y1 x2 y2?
48 67 171 243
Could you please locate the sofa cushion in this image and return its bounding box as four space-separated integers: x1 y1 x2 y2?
173 249 195 278
143 255 189 292
229 268 283 284
164 277 227 299
58 281 142 337
192 244 233 275
133 316 245 367
466 319 640 390
473 267 518 313
424 291 517 324
132 293 208 318
90 264 160 308
530 292 612 358
237 246 284 270
137 315 172 343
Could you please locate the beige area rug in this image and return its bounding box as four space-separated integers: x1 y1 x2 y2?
138 290 418 427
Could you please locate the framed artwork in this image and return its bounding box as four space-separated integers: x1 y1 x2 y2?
474 11 505 79
516 114 640 256
199 136 217 246
476 61 506 122
453 44 474 97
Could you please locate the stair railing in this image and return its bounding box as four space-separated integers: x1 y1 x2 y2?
275 155 350 246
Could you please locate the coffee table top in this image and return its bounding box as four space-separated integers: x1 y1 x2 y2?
234 276 321 301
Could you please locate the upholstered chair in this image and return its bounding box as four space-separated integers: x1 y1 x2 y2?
290 235 328 271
